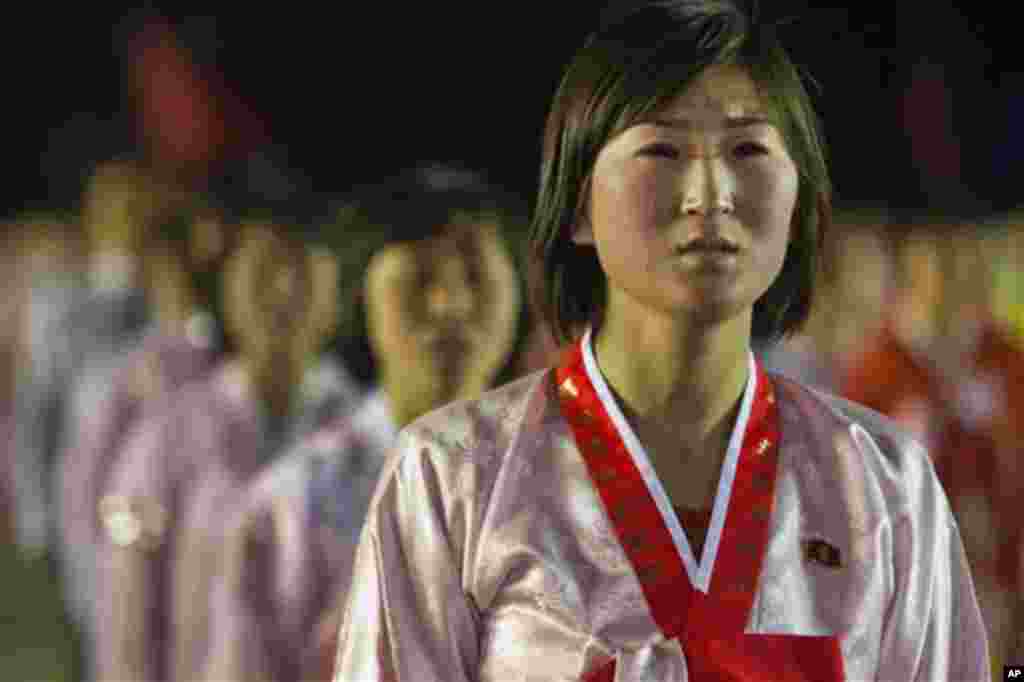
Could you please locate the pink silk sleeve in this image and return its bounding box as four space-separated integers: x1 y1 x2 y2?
94 409 177 682
200 506 277 682
203 473 324 682
875 445 990 682
333 432 481 682
59 369 131 624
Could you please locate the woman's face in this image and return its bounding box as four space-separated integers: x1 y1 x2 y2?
579 63 799 328
188 211 231 271
899 233 944 340
364 221 519 402
83 162 177 255
225 225 314 358
831 228 890 353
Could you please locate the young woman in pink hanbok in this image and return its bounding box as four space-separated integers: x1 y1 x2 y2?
334 2 989 680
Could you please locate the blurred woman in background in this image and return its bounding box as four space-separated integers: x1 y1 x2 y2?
11 159 165 560
200 164 527 682
94 217 356 682
841 220 1024 676
55 193 233 676
0 213 89 682
10 160 176 682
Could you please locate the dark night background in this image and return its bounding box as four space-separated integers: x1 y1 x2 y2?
0 7 1020 679
4 4 1022 222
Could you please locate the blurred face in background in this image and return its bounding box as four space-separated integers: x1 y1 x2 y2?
364 220 520 422
990 224 1024 338
936 230 991 341
15 217 86 284
188 209 232 273
830 228 891 357
224 224 317 370
895 231 944 345
82 160 180 257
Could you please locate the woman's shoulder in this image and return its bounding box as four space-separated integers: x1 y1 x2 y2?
769 372 949 521
371 370 555 498
404 370 551 455
422 368 550 418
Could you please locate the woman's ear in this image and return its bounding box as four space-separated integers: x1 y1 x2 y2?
571 216 595 246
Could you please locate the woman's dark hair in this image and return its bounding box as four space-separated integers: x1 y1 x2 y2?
529 0 831 345
316 163 531 387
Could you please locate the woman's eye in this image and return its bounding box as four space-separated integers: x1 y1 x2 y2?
638 143 680 159
734 141 769 158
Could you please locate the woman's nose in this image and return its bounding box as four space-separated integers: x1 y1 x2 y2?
270 266 298 300
425 265 474 322
679 156 735 216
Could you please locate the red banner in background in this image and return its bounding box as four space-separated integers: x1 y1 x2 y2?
127 16 267 185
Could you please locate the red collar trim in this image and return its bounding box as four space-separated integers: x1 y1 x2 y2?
555 336 780 637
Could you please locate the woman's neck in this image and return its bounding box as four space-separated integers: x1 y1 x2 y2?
381 358 494 430
593 296 751 465
234 351 311 420
144 244 199 333
382 372 463 431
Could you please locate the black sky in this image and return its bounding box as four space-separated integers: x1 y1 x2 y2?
6 4 1022 220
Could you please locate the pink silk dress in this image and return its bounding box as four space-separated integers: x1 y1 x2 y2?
96 356 359 682
58 327 218 636
334 330 988 681
204 390 395 682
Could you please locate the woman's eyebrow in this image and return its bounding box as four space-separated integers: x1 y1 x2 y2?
643 113 772 129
